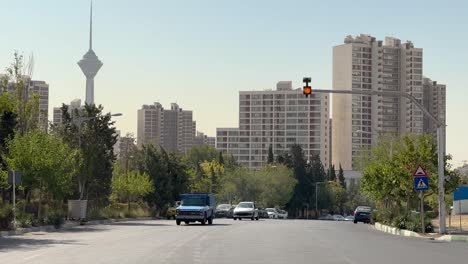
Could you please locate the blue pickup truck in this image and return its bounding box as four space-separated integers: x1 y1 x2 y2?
175 193 216 225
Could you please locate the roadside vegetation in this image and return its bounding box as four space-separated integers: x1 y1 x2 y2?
360 134 460 232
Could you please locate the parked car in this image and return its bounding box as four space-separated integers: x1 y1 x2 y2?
233 202 259 220
318 214 333 220
332 214 345 221
166 201 180 220
344 215 355 221
353 206 371 224
175 193 216 225
257 207 269 219
265 208 278 219
277 210 288 219
215 204 232 218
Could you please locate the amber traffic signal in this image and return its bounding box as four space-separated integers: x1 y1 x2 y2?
303 86 311 97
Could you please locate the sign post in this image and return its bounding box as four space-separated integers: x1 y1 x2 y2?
413 165 429 233
8 170 22 228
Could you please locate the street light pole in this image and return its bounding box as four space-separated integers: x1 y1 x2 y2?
437 126 446 233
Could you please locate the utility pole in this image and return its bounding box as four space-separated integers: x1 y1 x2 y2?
302 86 446 234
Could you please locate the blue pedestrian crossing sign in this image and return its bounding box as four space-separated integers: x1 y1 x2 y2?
414 177 429 191
413 164 429 191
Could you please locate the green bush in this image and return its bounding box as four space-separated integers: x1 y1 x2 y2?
16 211 33 228
46 208 65 229
0 204 14 230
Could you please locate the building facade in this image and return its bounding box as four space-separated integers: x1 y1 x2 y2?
1 77 49 128
332 34 425 171
137 102 198 153
194 131 216 148
52 99 82 125
137 102 164 147
423 77 446 150
217 81 330 169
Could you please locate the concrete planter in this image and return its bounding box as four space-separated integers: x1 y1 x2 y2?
374 222 422 238
68 200 88 220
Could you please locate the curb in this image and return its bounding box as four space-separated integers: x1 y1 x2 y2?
436 235 468 243
373 222 422 238
0 217 154 238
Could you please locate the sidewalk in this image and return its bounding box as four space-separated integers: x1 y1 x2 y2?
373 222 468 243
0 217 154 237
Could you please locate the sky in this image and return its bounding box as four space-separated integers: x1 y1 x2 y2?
0 0 467 166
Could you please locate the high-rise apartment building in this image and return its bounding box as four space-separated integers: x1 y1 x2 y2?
162 103 195 153
194 131 216 148
423 77 446 150
332 34 424 170
1 77 49 128
217 81 330 168
137 102 196 153
52 99 82 125
137 103 164 147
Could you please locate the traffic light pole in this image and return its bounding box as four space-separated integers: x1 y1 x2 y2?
304 88 446 234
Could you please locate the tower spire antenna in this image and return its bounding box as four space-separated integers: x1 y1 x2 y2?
89 0 93 50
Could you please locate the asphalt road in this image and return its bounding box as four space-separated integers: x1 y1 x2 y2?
1 218 468 264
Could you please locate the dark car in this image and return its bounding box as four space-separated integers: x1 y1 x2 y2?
353 206 371 224
257 207 269 218
215 204 232 218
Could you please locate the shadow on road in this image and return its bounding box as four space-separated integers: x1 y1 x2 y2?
181 223 232 227
56 226 109 233
0 237 85 252
108 222 168 227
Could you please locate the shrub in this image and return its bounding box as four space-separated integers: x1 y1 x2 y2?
16 211 33 228
0 204 14 230
46 208 65 229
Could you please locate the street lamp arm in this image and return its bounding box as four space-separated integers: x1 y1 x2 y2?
296 88 444 127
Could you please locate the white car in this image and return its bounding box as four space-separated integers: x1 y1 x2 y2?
233 202 259 221
277 210 288 219
332 214 345 221
266 208 278 219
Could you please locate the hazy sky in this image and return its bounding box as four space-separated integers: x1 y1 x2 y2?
1 0 467 165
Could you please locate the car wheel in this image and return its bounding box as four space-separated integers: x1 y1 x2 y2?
255 216 259 221
233 217 237 220
185 221 190 225
176 220 181 226
239 218 242 221
353 220 357 224
208 216 213 225
201 214 207 225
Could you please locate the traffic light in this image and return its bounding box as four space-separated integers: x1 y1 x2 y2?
303 77 312 97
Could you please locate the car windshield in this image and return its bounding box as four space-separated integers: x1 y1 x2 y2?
266 208 276 212
181 197 206 206
237 203 253 208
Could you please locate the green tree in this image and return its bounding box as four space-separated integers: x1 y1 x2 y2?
4 130 78 218
280 144 314 217
185 145 218 168
327 164 337 181
52 104 118 201
136 145 189 214
1 52 40 135
267 144 274 164
361 134 458 222
337 164 346 188
191 160 224 193
111 169 154 209
257 165 296 208
218 151 225 165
